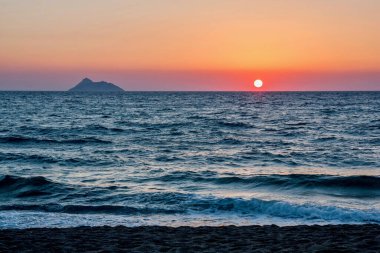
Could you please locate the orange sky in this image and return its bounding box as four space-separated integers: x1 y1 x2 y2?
1 0 379 90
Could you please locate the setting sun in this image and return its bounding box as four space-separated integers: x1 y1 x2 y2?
254 80 263 88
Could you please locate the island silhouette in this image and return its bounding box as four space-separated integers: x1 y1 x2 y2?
69 78 124 92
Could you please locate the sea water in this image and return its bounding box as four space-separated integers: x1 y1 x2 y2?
0 91 379 228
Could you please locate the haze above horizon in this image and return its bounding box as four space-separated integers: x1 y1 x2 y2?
1 0 379 91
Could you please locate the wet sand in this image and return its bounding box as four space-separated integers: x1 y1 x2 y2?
0 224 379 252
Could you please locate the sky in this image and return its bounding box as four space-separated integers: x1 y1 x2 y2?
0 0 379 91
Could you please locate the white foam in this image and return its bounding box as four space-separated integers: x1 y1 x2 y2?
0 208 376 229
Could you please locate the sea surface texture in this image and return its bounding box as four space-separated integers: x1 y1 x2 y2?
0 91 379 228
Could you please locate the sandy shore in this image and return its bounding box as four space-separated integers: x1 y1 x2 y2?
0 224 379 252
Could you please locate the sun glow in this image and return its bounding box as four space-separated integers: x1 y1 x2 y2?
254 80 263 88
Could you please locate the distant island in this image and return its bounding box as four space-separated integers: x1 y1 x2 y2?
68 78 124 92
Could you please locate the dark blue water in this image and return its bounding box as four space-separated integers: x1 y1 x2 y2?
0 91 379 228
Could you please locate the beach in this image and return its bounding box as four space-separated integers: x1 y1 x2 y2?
1 224 379 252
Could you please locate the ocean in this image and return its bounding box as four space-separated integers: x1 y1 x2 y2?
0 91 379 228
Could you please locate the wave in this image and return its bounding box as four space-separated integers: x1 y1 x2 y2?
219 138 243 145
217 121 252 128
0 196 378 223
153 173 380 193
61 137 112 144
0 175 125 199
188 197 380 223
0 175 56 188
0 175 379 223
0 175 69 198
0 136 112 144
84 125 124 133
312 136 337 142
221 174 380 190
0 204 179 215
2 172 379 206
0 152 117 166
284 122 309 126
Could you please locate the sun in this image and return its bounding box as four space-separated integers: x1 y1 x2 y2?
254 79 263 88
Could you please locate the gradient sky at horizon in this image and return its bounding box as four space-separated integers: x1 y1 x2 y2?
1 0 379 91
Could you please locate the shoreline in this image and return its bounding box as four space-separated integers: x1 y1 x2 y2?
0 224 379 252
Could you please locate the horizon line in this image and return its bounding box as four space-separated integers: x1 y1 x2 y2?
1 90 379 92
